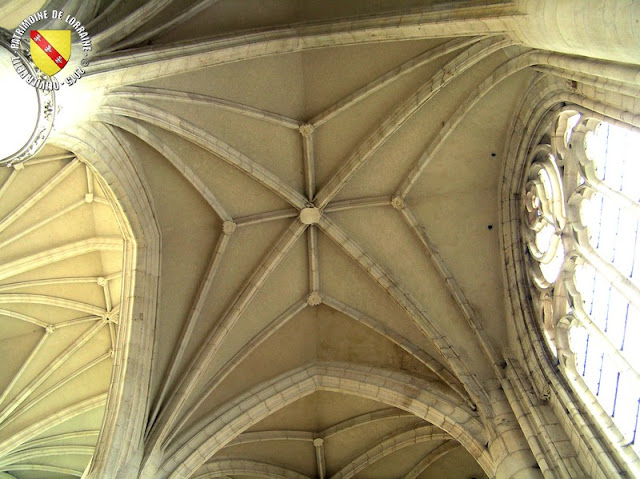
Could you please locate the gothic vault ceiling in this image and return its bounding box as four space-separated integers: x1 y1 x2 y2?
1 0 617 478
0 147 124 478
99 33 519 478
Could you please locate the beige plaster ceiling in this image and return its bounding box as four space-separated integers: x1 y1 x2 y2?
95 31 525 479
1 1 587 478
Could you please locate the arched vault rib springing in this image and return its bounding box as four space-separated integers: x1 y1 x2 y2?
0 321 106 424
84 8 520 88
398 207 499 366
0 294 108 316
101 33 515 456
313 37 512 208
0 238 123 281
330 424 450 479
0 276 115 292
105 0 223 53
144 219 307 464
97 108 239 436
0 309 48 328
3 464 83 477
20 2 640 476
97 39 525 442
0 332 48 407
0 159 81 234
316 215 490 411
100 41 525 403
98 113 231 221
156 362 490 479
147 228 232 434
323 197 391 213
50 15 585 477
224 409 415 448
50 121 161 479
320 295 471 407
309 36 483 128
382 52 577 377
403 440 461 479
0 199 87 250
0 147 131 478
396 50 640 200
164 300 308 447
0 393 107 458
110 87 302 130
0 445 94 468
14 430 100 451
91 0 177 52
235 208 299 227
3 353 112 429
194 459 310 479
100 100 308 209
227 430 314 447
398 52 540 197
320 409 412 440
165 291 468 448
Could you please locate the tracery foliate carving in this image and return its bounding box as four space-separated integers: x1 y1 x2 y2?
522 108 640 452
525 111 610 359
522 111 573 356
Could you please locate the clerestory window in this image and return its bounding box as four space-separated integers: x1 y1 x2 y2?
523 108 640 455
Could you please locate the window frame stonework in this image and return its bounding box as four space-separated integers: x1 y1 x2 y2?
500 74 640 476
499 63 640 477
521 106 640 464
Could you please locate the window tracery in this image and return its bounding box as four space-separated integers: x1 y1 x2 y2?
523 108 640 454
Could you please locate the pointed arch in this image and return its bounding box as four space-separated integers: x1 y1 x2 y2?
52 122 161 479
330 424 450 479
499 74 640 477
156 362 493 479
194 459 310 479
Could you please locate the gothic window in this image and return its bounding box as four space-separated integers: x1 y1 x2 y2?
523 108 640 454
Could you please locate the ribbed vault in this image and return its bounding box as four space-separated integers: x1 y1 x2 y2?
92 27 525 479
2 1 640 478
0 148 126 478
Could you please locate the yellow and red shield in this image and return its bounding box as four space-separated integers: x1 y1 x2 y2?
30 30 71 76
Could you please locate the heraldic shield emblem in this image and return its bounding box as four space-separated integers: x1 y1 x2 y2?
29 30 71 76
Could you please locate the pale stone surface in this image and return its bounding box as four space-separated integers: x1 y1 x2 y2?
299 207 322 225
2 1 639 479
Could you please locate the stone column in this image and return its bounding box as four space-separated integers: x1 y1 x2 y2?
512 0 640 65
487 385 545 479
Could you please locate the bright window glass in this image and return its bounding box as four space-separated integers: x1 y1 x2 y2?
525 113 640 453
